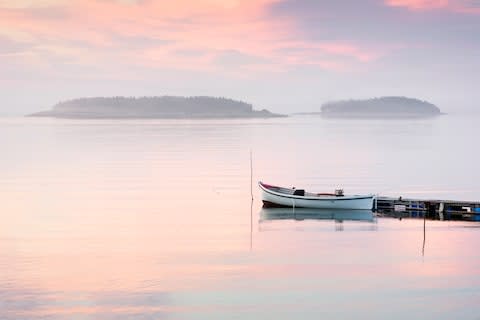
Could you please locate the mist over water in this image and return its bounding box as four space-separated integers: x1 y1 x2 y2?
3 0 480 317
1 115 480 319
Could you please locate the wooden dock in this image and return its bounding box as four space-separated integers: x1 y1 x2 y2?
375 196 480 221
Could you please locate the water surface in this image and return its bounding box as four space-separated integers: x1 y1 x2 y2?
1 115 479 319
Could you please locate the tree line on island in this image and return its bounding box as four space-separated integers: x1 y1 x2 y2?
30 96 284 119
321 96 441 118
29 95 442 119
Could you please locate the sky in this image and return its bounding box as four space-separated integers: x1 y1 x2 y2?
1 0 479 115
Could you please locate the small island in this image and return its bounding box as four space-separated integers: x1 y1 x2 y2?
320 97 441 118
29 96 285 119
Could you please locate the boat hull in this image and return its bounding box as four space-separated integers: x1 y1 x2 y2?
260 184 374 210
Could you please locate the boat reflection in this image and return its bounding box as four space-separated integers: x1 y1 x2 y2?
259 207 376 223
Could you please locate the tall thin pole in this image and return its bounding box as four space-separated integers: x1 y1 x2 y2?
250 197 253 251
250 150 253 201
422 209 426 257
250 149 254 251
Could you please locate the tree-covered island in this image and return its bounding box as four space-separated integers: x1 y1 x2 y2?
29 96 285 119
321 97 441 118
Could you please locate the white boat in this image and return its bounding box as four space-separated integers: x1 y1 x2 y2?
259 181 375 210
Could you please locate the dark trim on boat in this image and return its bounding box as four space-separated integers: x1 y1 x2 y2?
263 200 293 208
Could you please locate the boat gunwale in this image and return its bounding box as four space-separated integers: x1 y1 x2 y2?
258 181 374 201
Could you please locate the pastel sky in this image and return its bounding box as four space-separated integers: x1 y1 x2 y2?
1 0 479 114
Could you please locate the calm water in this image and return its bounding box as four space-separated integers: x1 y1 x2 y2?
1 115 479 319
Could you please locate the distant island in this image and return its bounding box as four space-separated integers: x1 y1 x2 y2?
320 97 441 118
29 96 285 119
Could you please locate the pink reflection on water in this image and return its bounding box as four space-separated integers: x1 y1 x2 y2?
1 117 480 318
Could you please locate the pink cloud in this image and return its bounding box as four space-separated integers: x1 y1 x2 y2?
0 0 388 79
385 0 480 14
0 1 287 70
385 0 449 10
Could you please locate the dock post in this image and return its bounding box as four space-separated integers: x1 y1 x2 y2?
425 201 436 219
439 202 445 221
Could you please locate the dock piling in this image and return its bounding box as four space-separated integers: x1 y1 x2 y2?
376 196 480 221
